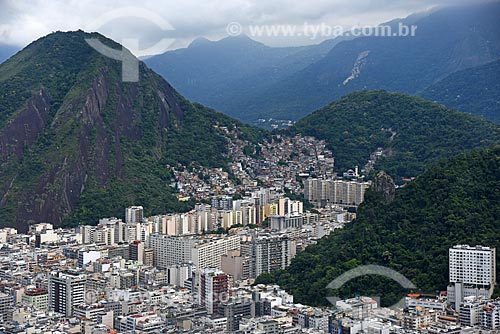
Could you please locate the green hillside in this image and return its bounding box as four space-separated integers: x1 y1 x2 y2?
289 91 500 182
260 146 500 306
0 31 263 230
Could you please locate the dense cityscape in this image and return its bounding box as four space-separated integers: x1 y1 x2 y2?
0 144 497 333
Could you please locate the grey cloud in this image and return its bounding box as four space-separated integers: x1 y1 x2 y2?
0 0 487 55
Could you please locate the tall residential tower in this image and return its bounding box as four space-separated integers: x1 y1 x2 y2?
447 245 496 310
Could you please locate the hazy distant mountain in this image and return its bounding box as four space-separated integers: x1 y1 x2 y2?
420 59 500 123
0 44 19 64
145 35 342 116
239 1 500 121
147 2 500 123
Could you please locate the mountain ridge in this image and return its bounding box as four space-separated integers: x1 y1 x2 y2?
420 59 500 123
145 34 342 117
289 91 500 182
145 2 500 122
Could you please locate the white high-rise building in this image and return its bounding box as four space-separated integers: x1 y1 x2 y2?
48 271 86 317
81 218 125 245
447 245 496 310
152 209 212 236
165 214 183 235
241 234 295 278
138 221 153 242
304 178 370 207
148 235 195 269
222 210 241 229
167 263 195 288
148 234 240 271
125 206 144 224
449 245 496 286
123 222 139 242
192 235 241 270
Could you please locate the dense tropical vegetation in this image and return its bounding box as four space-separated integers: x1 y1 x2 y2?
257 146 500 306
0 31 498 236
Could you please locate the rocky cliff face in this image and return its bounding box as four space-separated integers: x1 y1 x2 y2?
15 70 113 227
0 89 50 160
372 171 396 202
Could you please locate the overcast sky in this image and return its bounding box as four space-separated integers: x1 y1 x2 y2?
0 0 482 56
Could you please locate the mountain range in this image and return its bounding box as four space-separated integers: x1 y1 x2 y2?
0 30 499 233
145 34 342 122
146 1 500 123
420 59 500 123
